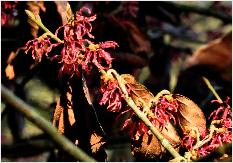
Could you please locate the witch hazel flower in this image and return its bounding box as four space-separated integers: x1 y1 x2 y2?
209 97 232 128
55 7 118 76
148 95 179 129
57 40 84 77
82 41 118 72
25 7 119 78
25 35 59 62
182 97 232 160
208 97 232 144
74 7 97 39
181 126 206 153
154 95 178 125
99 76 124 112
61 7 96 42
116 93 179 141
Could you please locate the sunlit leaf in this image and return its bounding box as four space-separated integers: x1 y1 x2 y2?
5 64 15 80
121 74 153 105
121 74 180 160
185 32 232 81
173 94 206 135
52 85 75 133
132 122 180 161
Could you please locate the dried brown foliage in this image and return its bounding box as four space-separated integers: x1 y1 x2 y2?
173 94 206 135
185 32 232 81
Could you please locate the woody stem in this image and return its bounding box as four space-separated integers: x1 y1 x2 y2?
202 76 223 102
25 10 64 43
101 69 185 160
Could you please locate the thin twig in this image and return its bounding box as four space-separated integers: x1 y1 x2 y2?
202 76 223 102
102 69 185 160
1 85 96 162
25 10 64 43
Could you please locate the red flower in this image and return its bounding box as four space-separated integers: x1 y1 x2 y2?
150 95 178 128
118 95 179 141
182 97 232 159
99 79 124 112
74 7 96 39
121 114 149 141
209 97 232 126
57 41 84 77
208 97 232 146
25 37 59 62
82 41 118 72
57 7 96 41
182 134 196 151
52 7 118 76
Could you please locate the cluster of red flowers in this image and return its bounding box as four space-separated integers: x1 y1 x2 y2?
25 7 118 77
129 95 179 140
150 95 178 127
1 1 18 25
100 80 179 140
25 36 59 62
99 79 125 112
181 97 232 158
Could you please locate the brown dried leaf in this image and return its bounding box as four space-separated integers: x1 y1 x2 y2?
53 98 64 133
185 32 232 81
52 85 75 133
54 2 73 25
173 94 206 134
58 108 65 134
5 64 15 80
132 122 180 161
132 133 164 161
121 74 180 160
121 74 153 105
90 132 105 154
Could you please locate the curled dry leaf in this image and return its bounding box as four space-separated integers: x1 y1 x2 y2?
90 132 105 154
132 132 164 161
5 64 15 80
185 32 232 81
53 98 65 133
132 122 180 161
121 74 153 105
53 85 75 133
173 94 206 135
5 51 17 80
121 74 180 160
53 98 62 128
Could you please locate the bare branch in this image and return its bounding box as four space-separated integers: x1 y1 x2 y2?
1 84 96 162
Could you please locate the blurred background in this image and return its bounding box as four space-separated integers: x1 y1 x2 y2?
1 1 232 161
